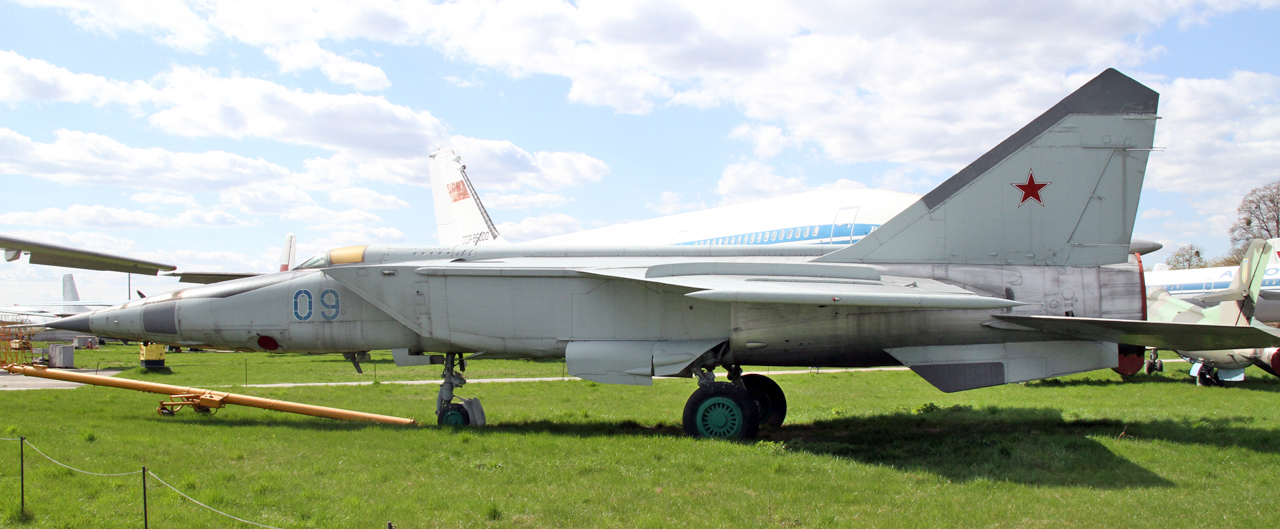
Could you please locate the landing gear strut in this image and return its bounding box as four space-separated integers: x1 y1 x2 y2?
436 353 485 427
1194 363 1223 387
682 363 786 440
1143 348 1164 375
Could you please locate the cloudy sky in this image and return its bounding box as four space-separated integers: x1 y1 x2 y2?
2 0 1279 304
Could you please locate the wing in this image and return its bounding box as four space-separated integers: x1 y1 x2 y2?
992 314 1280 350
583 262 1023 310
0 234 176 275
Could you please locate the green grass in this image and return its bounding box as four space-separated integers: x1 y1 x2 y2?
0 352 1278 527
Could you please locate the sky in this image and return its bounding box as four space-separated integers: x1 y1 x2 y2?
2 0 1279 305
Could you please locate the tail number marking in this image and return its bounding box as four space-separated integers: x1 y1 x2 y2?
293 289 340 321
293 290 313 321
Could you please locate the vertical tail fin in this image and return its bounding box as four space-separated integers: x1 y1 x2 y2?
61 274 87 314
279 233 297 272
1197 238 1280 325
428 148 506 246
816 69 1159 267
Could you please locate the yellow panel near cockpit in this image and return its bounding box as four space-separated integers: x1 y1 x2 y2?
328 245 368 265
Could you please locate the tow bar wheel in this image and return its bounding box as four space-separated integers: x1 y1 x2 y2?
683 382 759 440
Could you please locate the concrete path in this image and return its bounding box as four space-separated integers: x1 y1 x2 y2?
0 369 125 390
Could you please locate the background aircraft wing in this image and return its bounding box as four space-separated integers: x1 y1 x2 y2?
583 263 1022 310
0 234 176 275
162 271 262 284
992 314 1280 350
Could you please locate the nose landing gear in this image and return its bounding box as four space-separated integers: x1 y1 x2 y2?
436 353 485 426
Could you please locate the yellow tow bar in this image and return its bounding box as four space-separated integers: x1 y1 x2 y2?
2 363 417 426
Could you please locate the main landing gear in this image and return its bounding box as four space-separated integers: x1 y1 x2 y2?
682 364 787 440
1192 363 1224 387
436 353 486 427
1143 348 1164 375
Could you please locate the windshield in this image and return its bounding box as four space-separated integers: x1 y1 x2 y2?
296 252 329 270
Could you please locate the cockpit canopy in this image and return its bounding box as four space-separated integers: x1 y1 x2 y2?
295 245 367 270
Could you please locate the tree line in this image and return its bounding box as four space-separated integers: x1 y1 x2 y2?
1165 181 1280 270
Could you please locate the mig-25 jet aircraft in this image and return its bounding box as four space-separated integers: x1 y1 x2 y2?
47 69 1280 439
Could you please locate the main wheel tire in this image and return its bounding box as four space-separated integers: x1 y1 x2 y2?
1143 359 1156 375
438 403 471 426
682 382 759 440
741 374 787 429
1154 359 1164 372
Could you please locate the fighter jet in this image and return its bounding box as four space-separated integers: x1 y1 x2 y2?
1145 238 1280 385
46 69 1280 439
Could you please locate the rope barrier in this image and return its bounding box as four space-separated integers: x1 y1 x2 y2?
147 470 283 529
22 440 141 477
11 438 285 527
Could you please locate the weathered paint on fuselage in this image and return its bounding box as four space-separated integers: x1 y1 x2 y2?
61 244 1147 368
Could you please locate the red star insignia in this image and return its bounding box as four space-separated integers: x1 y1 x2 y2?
1012 170 1050 206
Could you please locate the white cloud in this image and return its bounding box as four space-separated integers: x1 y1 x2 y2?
647 191 705 215
130 192 198 207
445 76 481 89
15 0 215 52
1145 72 1280 215
448 136 609 191
0 128 293 192
715 161 807 204
264 41 391 91
328 187 410 210
0 204 247 229
495 213 583 242
0 50 155 106
484 193 570 210
282 205 383 231
729 123 792 158
1141 208 1176 219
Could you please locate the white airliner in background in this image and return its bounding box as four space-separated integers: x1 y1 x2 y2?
429 148 924 249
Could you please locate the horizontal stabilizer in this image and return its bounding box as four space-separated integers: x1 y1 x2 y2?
993 314 1280 350
889 340 1117 393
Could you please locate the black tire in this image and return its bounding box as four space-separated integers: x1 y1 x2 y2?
1143 359 1156 375
157 408 175 416
682 382 759 440
1154 359 1164 372
438 403 471 426
741 374 787 428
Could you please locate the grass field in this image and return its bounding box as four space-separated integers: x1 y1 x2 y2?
1 347 1278 527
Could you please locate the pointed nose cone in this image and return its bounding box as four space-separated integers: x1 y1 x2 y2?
49 313 92 333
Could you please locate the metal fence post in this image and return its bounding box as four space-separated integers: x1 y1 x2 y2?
142 466 148 529
19 436 24 515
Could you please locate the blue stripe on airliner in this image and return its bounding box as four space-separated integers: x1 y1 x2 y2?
678 223 880 246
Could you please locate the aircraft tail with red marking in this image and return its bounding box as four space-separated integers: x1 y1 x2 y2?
816 69 1158 267
428 148 507 246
